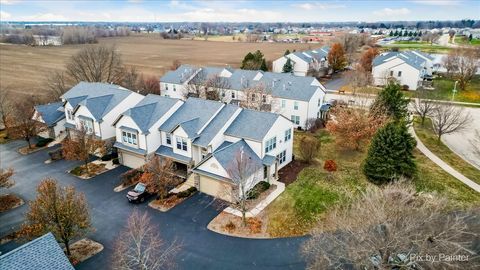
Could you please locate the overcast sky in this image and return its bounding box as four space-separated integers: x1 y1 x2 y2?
0 0 478 22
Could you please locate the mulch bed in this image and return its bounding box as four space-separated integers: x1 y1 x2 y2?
70 163 107 179
277 160 309 186
68 238 104 266
18 145 47 155
208 211 270 238
0 194 24 213
149 195 188 212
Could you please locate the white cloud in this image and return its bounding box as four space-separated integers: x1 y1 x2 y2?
373 7 411 17
19 13 68 21
0 10 11 20
0 0 21 5
292 2 346 10
411 0 461 5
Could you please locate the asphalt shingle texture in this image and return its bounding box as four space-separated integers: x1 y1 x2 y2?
34 102 65 127
225 109 279 142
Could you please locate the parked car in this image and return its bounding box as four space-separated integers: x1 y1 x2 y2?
126 183 151 203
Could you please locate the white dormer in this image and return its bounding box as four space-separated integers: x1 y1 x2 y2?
220 68 232 78
253 71 263 81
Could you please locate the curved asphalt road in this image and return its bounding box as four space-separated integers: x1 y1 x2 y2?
0 141 306 269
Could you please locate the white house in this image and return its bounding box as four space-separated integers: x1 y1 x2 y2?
372 50 434 90
33 102 66 139
113 96 294 202
61 82 144 142
272 46 330 76
160 65 327 129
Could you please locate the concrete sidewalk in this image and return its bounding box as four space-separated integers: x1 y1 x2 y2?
409 126 480 193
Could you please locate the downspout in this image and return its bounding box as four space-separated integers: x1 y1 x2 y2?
144 133 148 162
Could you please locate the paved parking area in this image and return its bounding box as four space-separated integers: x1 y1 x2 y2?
0 141 306 270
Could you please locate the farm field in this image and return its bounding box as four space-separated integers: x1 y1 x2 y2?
0 34 316 99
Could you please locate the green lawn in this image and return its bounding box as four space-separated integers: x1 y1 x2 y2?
432 76 480 103
454 35 480 46
266 127 480 237
0 130 11 144
413 117 480 185
381 42 451 53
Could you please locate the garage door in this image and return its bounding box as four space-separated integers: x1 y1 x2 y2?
199 175 233 202
120 151 145 169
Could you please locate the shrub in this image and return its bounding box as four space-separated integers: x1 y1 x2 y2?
323 160 337 172
48 148 63 160
298 136 320 164
101 154 112 161
70 166 83 176
247 218 262 234
177 186 197 198
247 181 270 200
36 137 54 147
225 220 236 232
120 168 143 187
112 158 119 165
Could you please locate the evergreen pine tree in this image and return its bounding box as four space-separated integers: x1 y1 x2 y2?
284 49 291 56
363 121 417 184
469 34 473 41
389 31 394 36
371 82 409 121
260 58 268 71
241 52 254 69
282 58 293 73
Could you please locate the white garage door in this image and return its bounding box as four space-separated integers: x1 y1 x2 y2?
120 151 145 169
199 175 233 202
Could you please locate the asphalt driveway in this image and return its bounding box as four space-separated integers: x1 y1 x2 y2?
0 140 306 269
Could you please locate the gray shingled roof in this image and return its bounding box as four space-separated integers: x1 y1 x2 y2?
224 109 279 141
155 145 192 164
373 50 431 71
193 104 240 147
290 46 329 63
34 102 65 127
62 82 133 122
0 232 74 270
162 66 324 102
210 139 262 179
160 64 199 84
159 97 223 137
121 94 180 134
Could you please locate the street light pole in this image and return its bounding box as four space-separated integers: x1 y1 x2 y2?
452 81 458 101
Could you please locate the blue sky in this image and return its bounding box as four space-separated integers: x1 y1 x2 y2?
0 0 478 22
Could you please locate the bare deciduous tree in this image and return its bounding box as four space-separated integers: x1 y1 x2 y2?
442 48 479 90
431 103 471 141
66 45 125 85
224 149 261 226
7 96 47 149
0 87 13 129
112 210 180 270
0 168 14 189
205 74 231 101
141 156 179 200
302 181 479 270
185 69 206 98
44 71 72 101
344 68 372 94
62 126 105 174
411 89 439 126
240 83 273 112
298 135 321 163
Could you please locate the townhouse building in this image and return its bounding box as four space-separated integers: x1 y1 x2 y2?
272 46 330 76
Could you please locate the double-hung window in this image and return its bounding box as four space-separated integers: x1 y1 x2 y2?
166 133 171 145
281 99 286 108
67 110 73 120
284 129 292 142
80 119 93 134
264 136 276 153
231 91 236 99
277 150 286 164
173 85 176 92
176 136 187 151
122 131 137 146
290 115 300 125
294 101 299 110
398 71 402 77
262 95 267 103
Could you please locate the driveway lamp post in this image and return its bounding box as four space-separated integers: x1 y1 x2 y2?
452 81 458 101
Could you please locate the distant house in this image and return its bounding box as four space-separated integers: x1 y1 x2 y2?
372 50 434 90
33 101 66 139
113 96 293 202
272 46 330 76
61 82 144 142
0 232 74 270
160 65 327 129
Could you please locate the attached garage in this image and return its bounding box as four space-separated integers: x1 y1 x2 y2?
119 150 146 169
197 174 234 203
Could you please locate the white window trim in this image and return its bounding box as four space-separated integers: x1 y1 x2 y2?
176 136 188 152
122 130 138 146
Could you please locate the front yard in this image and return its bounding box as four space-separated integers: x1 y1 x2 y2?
265 128 480 237
429 75 480 103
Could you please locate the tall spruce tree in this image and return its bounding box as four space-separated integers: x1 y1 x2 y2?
371 82 409 121
282 58 293 73
363 122 417 184
284 49 291 56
